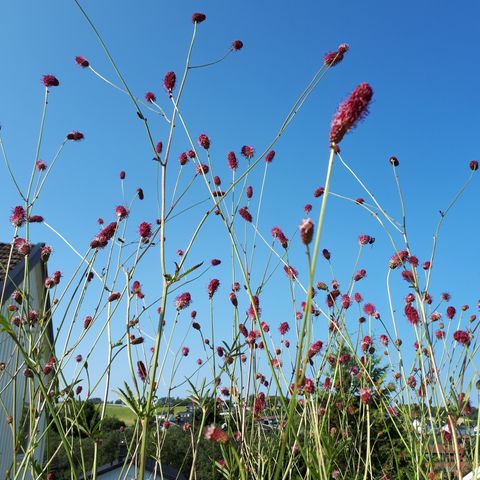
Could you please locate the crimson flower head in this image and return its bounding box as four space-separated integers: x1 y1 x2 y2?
119 171 126 180
196 163 209 174
241 145 255 159
232 40 243 51
192 12 206 23
137 188 144 200
156 142 163 154
145 91 156 103
10 206 26 227
66 131 84 141
279 322 289 335
329 82 373 145
227 151 238 170
323 43 349 67
182 347 190 357
115 205 129 220
359 387 372 404
175 292 192 310
238 207 252 222
284 265 298 279
36 160 47 171
322 249 331 260
198 134 210 150
42 75 59 87
446 306 456 319
470 160 479 171
271 226 288 248
265 150 275 163
300 218 314 245
14 238 31 256
405 304 419 325
208 279 220 299
139 222 152 239
314 187 325 198
204 425 229 444
137 361 148 381
246 185 253 198
164 71 176 94
211 258 221 266
453 330 471 345
75 56 90 68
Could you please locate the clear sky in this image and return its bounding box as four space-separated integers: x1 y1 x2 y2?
1 1 479 401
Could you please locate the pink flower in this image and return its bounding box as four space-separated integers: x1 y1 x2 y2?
265 150 275 163
232 40 243 51
404 304 419 325
358 234 374 245
361 335 372 352
84 316 92 329
246 185 253 199
145 91 156 103
204 425 229 444
402 270 415 284
14 238 31 256
119 171 126 180
182 347 190 356
108 292 121 302
239 207 252 222
115 205 128 219
178 152 188 165
284 265 298 279
241 145 254 159
299 218 314 245
304 204 312 213
139 222 152 239
247 295 261 319
208 279 220 299
164 71 176 94
329 82 373 145
227 151 238 170
271 226 289 248
75 56 89 68
323 44 349 67
446 306 456 319
313 187 324 198
359 387 372 404
341 294 351 309
453 330 470 345
176 292 192 310
196 163 209 174
42 75 59 87
435 330 445 339
389 250 409 269
354 292 362 303
470 160 479 171
363 303 376 316
66 131 84 141
156 142 163 154
10 206 26 227
307 340 323 358
279 322 290 335
41 245 52 262
35 160 47 171
192 12 206 23
380 334 389 346
137 361 148 381
198 134 210 149
213 175 221 186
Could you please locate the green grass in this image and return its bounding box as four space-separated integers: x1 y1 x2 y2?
101 404 187 426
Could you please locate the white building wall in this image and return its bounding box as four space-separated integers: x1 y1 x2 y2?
0 261 50 479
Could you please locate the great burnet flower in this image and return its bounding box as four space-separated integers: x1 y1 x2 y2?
42 75 59 87
329 82 373 145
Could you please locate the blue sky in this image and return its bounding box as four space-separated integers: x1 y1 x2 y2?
1 1 479 401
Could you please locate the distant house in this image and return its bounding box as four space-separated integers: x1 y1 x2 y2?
0 242 54 478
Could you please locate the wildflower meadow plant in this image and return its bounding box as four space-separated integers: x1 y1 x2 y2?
0 4 479 480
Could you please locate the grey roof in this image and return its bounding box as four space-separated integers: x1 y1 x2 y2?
0 242 45 302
